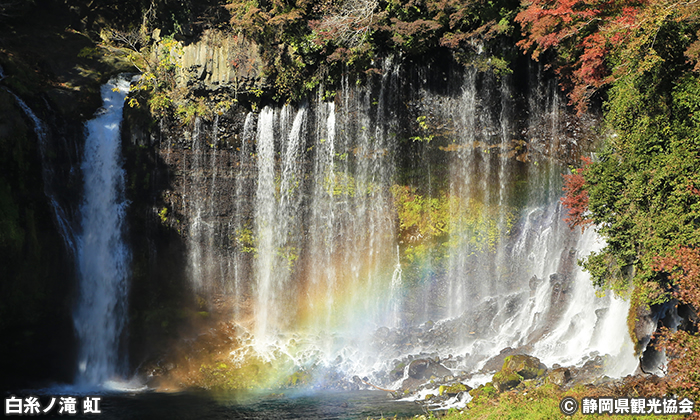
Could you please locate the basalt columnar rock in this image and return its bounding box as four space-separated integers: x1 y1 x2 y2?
177 29 264 96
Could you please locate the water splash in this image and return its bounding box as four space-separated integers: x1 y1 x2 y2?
156 62 636 388
74 76 132 386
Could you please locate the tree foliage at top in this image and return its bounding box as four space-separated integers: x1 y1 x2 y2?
224 0 522 100
517 0 700 113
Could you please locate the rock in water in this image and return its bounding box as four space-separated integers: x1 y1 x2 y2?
407 359 452 380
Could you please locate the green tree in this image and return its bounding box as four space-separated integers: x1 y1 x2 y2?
552 0 700 401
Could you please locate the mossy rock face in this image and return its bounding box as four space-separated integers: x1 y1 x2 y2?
502 354 546 380
439 382 471 396
469 382 497 400
492 369 524 392
545 367 571 387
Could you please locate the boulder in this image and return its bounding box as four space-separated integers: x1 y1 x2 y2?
489 354 547 393
492 369 523 392
439 382 472 396
545 367 571 387
502 354 547 379
407 358 452 380
375 326 390 339
481 347 522 372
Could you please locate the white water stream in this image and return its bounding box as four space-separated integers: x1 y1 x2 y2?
74 76 132 386
144 62 637 396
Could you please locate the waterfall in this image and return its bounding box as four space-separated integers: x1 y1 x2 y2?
389 245 403 328
155 61 635 387
397 67 638 376
232 112 256 317
3 88 78 254
307 100 337 334
253 106 280 343
74 76 132 386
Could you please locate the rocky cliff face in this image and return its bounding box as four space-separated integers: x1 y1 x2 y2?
177 29 264 95
0 86 78 389
119 29 644 390
0 7 679 390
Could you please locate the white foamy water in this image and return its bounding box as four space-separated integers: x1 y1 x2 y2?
74 76 132 387
155 60 637 396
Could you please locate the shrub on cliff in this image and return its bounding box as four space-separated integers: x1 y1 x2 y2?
552 0 700 403
517 0 700 114
224 0 523 101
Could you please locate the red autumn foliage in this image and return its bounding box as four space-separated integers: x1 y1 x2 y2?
517 1 700 113
515 0 649 113
652 247 700 402
654 247 700 311
561 156 593 231
656 327 700 403
689 183 700 197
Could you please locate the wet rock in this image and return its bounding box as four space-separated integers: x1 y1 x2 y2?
481 347 526 372
389 361 407 381
492 369 523 392
375 326 390 339
439 382 471 396
545 367 571 387
502 354 547 380
407 358 452 380
549 273 572 306
567 355 608 385
400 376 426 392
635 300 679 374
